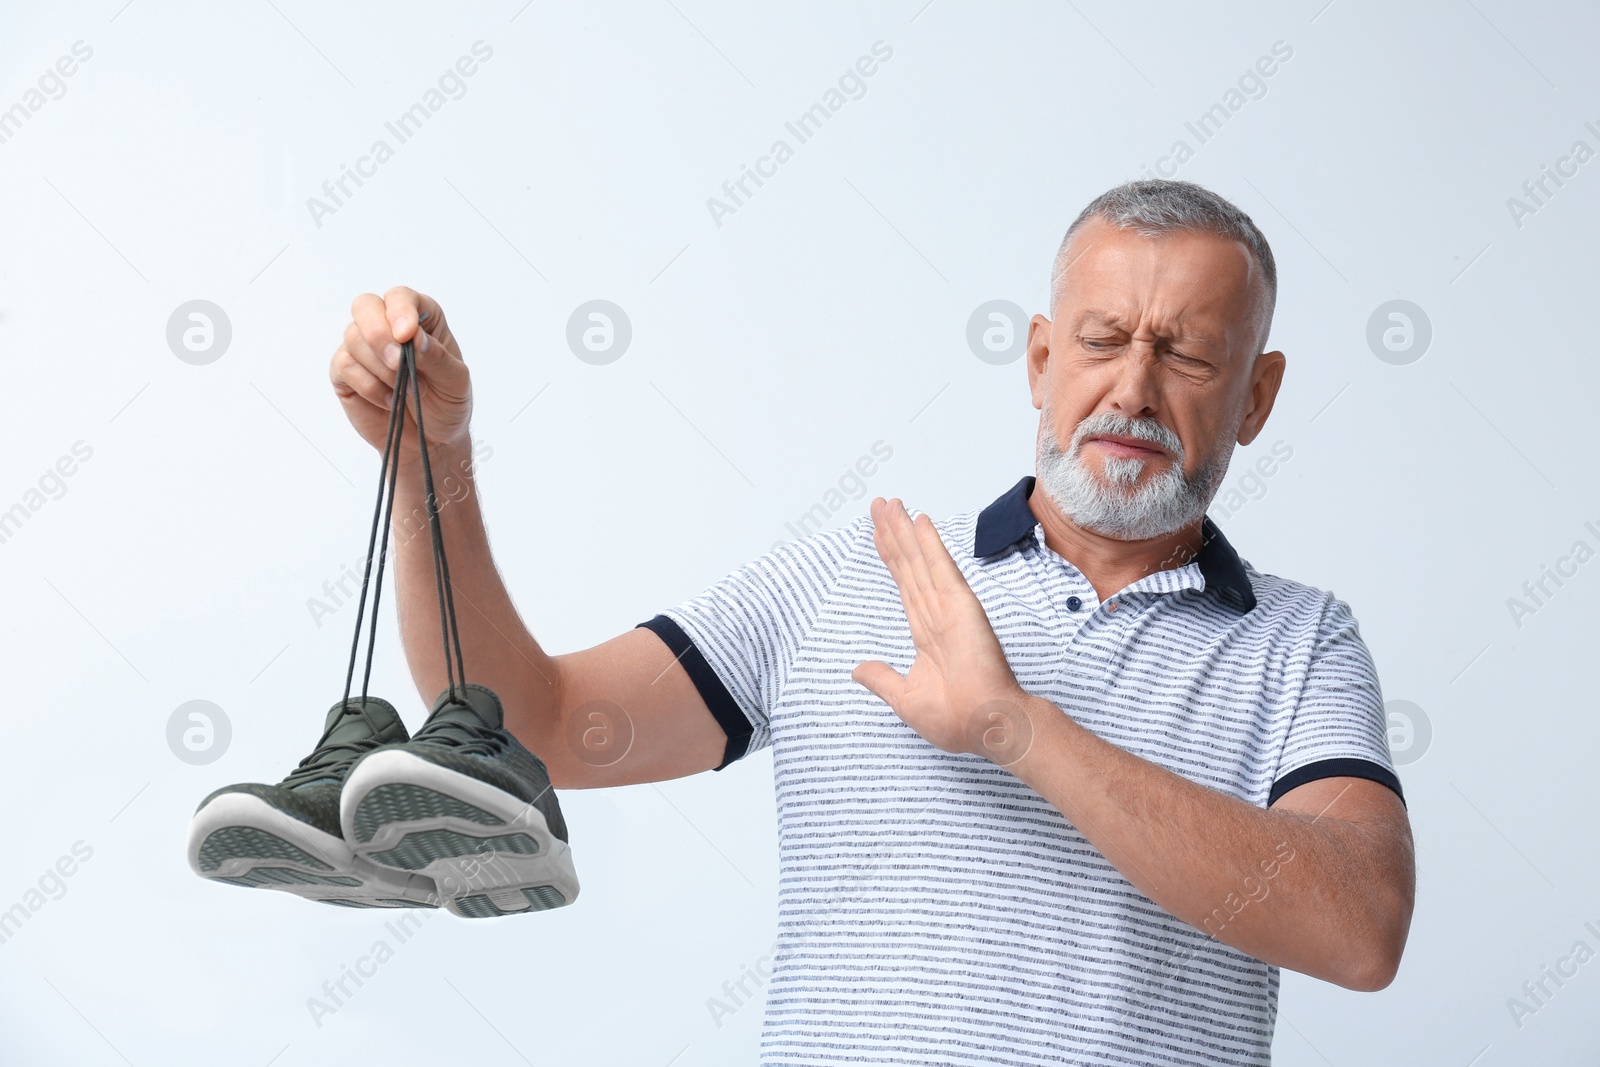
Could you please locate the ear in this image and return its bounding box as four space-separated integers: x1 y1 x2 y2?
1236 349 1286 447
1026 314 1053 411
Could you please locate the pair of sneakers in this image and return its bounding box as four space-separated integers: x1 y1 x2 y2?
186 682 577 917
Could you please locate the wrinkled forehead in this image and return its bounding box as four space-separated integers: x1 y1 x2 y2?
1059 222 1267 346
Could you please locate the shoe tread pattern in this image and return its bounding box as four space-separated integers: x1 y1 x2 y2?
350 783 505 844
197 826 333 873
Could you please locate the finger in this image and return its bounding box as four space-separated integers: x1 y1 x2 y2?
887 499 938 623
901 509 973 652
873 497 916 586
384 286 449 346
851 661 907 708
331 348 393 409
890 499 936 596
404 325 472 410
871 498 921 605
873 500 937 649
869 498 902 572
913 513 972 594
409 321 464 378
342 319 398 388
419 299 461 357
869 500 923 637
352 292 397 368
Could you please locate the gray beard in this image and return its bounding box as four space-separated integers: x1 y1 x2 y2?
1036 401 1232 541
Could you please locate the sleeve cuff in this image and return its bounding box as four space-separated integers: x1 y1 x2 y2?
635 614 754 771
1269 757 1406 809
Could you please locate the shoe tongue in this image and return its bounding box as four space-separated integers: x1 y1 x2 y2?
426 685 504 733
322 696 406 745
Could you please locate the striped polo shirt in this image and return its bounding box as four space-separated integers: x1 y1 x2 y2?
637 473 1404 1066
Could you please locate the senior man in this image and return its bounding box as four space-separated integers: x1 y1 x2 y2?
215 178 1414 1064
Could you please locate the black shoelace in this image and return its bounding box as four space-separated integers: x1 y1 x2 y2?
283 730 384 787
340 317 469 711
412 705 507 756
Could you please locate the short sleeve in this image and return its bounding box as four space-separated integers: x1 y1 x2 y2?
635 518 866 771
1269 596 1405 808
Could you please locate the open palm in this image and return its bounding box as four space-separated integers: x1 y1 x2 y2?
852 497 1034 762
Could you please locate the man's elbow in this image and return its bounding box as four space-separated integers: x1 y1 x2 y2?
1339 944 1401 992
1334 893 1412 992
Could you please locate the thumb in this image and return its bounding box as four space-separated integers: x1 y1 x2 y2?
852 661 907 707
406 322 470 402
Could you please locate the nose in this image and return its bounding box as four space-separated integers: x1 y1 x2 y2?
1102 346 1162 421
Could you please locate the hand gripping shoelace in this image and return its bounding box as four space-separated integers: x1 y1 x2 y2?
340 322 468 711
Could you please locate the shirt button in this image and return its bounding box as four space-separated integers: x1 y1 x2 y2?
1106 599 1119 612
1066 596 1082 612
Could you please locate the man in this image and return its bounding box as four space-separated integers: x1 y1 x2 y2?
196 178 1415 1063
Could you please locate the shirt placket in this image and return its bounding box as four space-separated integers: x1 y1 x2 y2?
1030 529 1208 687
1026 526 1100 652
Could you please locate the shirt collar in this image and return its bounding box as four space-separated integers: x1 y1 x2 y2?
973 475 1257 613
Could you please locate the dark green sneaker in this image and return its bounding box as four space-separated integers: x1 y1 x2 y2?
340 683 578 917
186 696 441 909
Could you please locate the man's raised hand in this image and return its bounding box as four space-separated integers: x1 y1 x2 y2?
852 496 1038 766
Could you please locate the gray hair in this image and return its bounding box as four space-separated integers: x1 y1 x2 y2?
1049 179 1276 349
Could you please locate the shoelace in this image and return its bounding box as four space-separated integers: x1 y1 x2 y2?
282 731 386 787
340 317 469 711
410 704 507 757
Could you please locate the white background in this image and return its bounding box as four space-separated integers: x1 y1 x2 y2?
1 1 1596 1064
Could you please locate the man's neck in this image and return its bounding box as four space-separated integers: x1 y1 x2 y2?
1027 487 1205 603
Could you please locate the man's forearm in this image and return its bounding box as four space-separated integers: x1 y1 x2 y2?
389 437 561 738
1008 694 1409 989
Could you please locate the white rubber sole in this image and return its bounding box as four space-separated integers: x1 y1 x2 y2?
187 791 440 909
340 749 579 918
